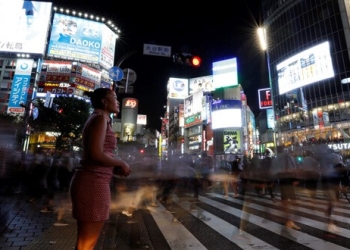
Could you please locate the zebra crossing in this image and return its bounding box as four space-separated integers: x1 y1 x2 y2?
131 189 350 250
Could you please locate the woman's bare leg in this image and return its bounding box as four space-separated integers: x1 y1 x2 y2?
76 220 106 250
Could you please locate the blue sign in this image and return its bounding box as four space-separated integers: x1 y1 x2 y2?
109 66 124 81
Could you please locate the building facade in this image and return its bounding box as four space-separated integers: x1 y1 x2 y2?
262 0 350 157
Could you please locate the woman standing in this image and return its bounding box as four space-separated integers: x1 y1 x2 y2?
70 88 131 250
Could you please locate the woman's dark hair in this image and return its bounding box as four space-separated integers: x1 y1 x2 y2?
84 88 112 109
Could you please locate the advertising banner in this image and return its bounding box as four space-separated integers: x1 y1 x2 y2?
48 13 116 66
312 109 328 129
258 88 273 109
8 59 34 114
122 123 135 141
184 89 203 118
277 41 334 94
100 25 117 69
267 108 275 129
189 75 214 94
223 130 241 154
137 114 147 125
211 99 242 130
212 58 238 89
167 78 188 99
0 0 52 54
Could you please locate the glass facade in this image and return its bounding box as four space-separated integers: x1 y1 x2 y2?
262 0 350 153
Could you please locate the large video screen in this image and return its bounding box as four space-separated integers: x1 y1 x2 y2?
0 0 52 54
211 99 242 129
212 58 238 89
47 13 117 69
277 41 334 94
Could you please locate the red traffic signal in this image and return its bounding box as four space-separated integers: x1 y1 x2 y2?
173 53 201 67
191 56 201 67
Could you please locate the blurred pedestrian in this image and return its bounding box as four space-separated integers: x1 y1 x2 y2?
26 152 48 203
200 152 214 190
239 155 251 196
230 155 242 197
260 150 277 202
300 150 320 206
316 146 343 233
274 147 301 238
215 155 231 198
70 88 131 250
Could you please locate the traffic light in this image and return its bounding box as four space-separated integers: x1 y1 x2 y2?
173 53 201 67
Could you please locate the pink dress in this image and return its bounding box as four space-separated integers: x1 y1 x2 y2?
70 111 116 221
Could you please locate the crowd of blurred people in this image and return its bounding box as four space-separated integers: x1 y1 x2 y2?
1 144 349 235
0 148 80 226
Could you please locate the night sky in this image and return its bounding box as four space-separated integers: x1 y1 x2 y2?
48 0 267 130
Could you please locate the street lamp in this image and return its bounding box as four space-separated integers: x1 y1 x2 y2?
257 27 278 155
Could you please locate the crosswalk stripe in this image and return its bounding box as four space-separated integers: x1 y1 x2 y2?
176 198 279 249
137 186 350 249
149 201 206 249
204 192 350 249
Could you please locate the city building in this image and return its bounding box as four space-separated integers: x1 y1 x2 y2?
0 2 156 153
261 0 350 157
163 57 257 160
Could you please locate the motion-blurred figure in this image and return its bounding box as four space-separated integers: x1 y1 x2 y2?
300 150 320 206
316 146 343 233
274 147 301 238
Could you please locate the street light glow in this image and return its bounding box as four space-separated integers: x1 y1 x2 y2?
257 27 267 51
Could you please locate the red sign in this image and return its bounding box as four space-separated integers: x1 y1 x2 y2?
8 107 25 113
123 98 138 109
258 88 273 109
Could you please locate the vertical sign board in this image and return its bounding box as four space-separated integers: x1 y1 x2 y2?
8 59 34 114
258 88 273 109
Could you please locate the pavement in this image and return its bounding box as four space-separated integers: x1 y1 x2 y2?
0 192 117 250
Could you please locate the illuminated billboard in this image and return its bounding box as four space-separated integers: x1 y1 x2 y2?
0 0 52 54
211 99 242 130
38 60 101 93
258 88 273 109
266 109 275 129
184 90 204 128
167 78 189 99
47 13 117 69
8 59 34 114
212 58 238 89
223 130 241 154
277 41 334 94
184 89 203 118
189 75 214 94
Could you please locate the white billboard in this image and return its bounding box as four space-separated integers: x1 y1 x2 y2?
212 58 238 89
47 13 117 69
211 99 242 130
184 89 203 118
0 0 52 54
167 77 189 99
277 41 334 94
137 114 147 125
189 75 214 94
